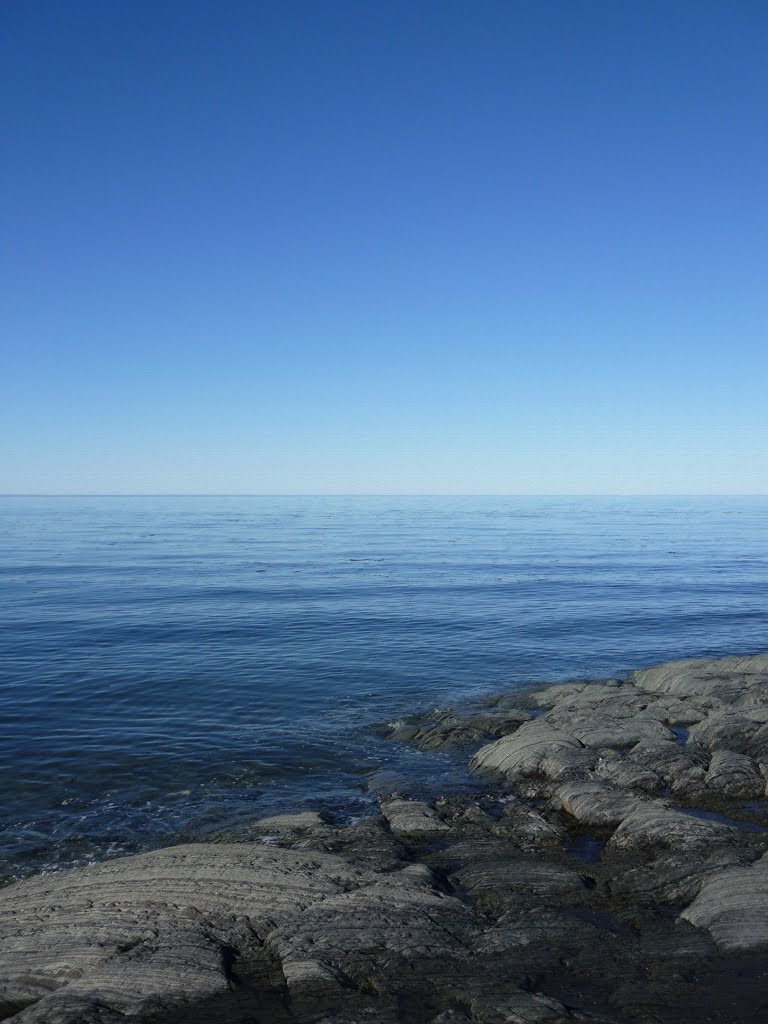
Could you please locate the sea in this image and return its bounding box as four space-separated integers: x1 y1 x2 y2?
1 495 767 882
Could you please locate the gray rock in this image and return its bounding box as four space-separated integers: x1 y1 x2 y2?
391 708 533 751
496 799 568 849
555 780 643 828
688 711 763 753
629 654 768 703
470 722 595 784
0 843 378 1023
470 988 573 1023
680 853 768 951
265 862 477 1008
628 740 710 797
6 651 768 1023
607 803 737 855
380 798 449 837
705 749 765 799
250 810 330 831
593 753 663 794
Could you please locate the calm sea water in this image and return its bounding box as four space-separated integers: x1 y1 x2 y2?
1 495 767 881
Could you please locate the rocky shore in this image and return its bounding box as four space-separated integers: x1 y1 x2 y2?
3 653 768 1024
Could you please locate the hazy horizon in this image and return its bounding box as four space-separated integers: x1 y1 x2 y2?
3 492 768 498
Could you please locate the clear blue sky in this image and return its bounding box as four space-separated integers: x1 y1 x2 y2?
2 0 766 494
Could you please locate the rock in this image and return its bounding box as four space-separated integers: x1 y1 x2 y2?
470 988 573 1023
651 694 709 726
284 815 407 872
544 684 677 748
524 679 621 710
264 862 477 1010
6 651 768 1023
607 803 737 855
447 843 592 915
470 722 595 784
380 799 449 837
680 853 768 951
745 721 768 766
593 753 663 794
555 781 643 828
628 740 710 797
688 711 763 753
390 709 533 751
496 800 568 849
608 846 752 906
250 810 329 831
705 749 764 799
629 654 768 703
0 843 379 1023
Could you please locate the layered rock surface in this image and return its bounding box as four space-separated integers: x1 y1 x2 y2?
3 653 768 1023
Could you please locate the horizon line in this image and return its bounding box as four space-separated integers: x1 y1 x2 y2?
2 492 768 499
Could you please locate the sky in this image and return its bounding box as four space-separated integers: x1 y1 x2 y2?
2 0 767 494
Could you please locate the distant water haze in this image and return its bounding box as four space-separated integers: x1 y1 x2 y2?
1 495 767 880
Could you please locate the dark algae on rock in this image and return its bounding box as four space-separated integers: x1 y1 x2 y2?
3 655 768 1023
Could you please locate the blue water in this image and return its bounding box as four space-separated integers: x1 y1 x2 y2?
1 495 767 881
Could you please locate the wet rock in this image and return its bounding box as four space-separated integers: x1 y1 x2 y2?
380 798 450 837
390 709 533 751
251 810 330 832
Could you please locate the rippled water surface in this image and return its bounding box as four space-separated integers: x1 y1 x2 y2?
1 495 767 879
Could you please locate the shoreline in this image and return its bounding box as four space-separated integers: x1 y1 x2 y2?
3 652 768 1023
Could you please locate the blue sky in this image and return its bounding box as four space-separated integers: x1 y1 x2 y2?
2 0 766 494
